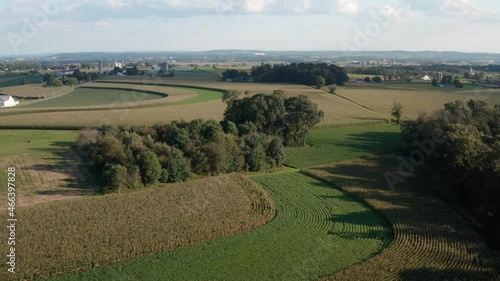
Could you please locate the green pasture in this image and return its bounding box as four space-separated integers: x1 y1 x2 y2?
285 124 402 168
0 130 78 157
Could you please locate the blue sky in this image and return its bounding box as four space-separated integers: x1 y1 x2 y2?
0 0 499 55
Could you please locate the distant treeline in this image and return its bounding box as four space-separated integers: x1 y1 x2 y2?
222 63 350 86
78 90 323 192
221 69 250 81
43 70 101 87
401 100 500 249
251 63 350 86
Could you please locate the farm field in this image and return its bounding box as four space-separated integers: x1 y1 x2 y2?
99 77 389 126
303 155 500 281
47 172 390 281
21 88 165 108
0 84 224 128
0 175 276 281
0 80 385 128
0 74 43 88
1 84 71 100
0 100 225 128
3 83 207 112
334 85 500 120
0 130 93 208
285 124 402 168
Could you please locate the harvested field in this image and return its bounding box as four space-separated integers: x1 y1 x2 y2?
335 86 500 120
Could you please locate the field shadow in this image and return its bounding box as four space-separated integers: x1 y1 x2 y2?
399 268 499 281
352 117 388 121
304 155 500 278
28 142 99 196
329 131 403 157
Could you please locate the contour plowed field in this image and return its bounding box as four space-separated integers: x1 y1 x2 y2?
304 155 500 281
47 172 391 281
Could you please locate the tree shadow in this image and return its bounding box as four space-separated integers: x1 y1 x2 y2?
304 154 500 278
27 142 98 196
399 268 499 281
352 117 388 121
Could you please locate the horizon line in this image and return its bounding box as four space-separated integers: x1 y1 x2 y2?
2 49 500 58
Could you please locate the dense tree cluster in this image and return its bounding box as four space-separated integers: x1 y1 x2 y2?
249 63 349 86
223 91 324 146
401 100 500 248
78 119 286 193
221 69 250 81
43 69 100 87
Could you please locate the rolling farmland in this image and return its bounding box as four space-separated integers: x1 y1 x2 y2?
46 172 390 281
98 77 390 126
2 76 418 129
1 72 499 281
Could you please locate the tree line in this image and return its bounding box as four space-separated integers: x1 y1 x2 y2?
401 99 500 249
78 90 323 193
43 69 100 87
221 69 250 82
248 63 349 86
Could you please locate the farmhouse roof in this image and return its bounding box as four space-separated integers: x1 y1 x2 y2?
0 95 12 101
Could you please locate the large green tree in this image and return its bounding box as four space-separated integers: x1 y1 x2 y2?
314 76 326 89
284 95 324 146
224 93 324 146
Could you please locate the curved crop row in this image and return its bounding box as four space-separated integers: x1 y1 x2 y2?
0 174 274 281
0 83 219 116
303 155 500 281
0 84 224 128
46 172 391 281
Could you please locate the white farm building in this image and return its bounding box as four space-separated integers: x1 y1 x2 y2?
0 95 19 108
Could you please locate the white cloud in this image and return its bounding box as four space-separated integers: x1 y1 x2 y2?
162 0 189 8
441 0 470 12
294 0 312 13
337 0 359 15
441 0 498 20
244 0 276 13
106 0 131 8
377 4 401 22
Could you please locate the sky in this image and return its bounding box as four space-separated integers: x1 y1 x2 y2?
0 0 499 55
